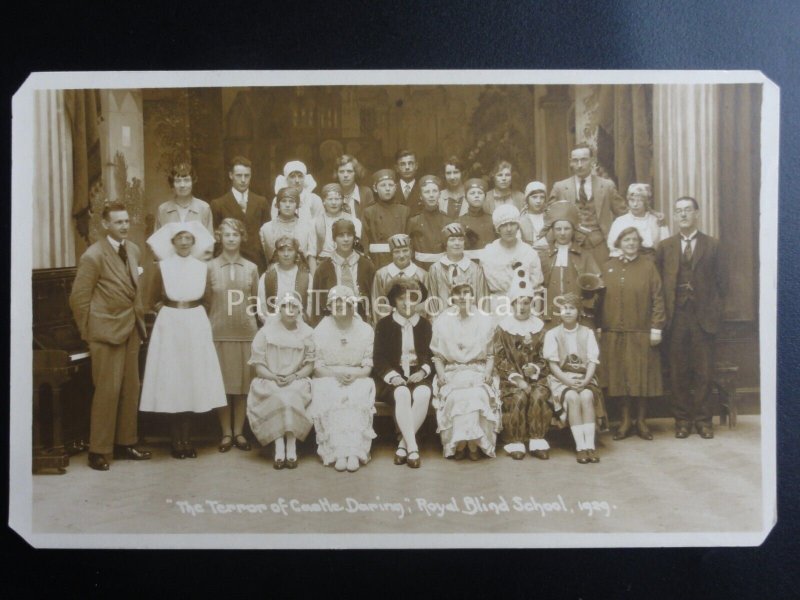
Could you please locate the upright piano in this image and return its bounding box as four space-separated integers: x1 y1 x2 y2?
32 267 92 473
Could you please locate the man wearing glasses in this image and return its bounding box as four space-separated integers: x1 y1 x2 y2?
656 197 726 440
548 144 627 265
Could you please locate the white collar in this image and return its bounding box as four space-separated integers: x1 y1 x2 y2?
232 188 248 203
387 262 418 277
681 230 698 242
107 236 122 251
440 255 471 271
392 310 420 328
401 179 416 190
498 314 544 336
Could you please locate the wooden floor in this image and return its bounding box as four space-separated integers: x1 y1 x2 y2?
31 416 763 541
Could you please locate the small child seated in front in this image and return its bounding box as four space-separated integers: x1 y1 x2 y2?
542 292 606 464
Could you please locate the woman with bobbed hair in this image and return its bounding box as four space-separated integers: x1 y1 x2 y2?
373 277 433 469
483 159 526 215
439 155 468 219
257 235 312 321
333 154 375 220
207 218 260 453
155 162 214 235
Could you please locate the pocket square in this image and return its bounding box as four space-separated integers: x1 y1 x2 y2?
137 266 144 276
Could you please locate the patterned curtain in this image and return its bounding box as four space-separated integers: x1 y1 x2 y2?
33 90 75 268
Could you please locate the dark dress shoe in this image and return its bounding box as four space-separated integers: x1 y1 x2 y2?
393 450 407 465
88 453 109 471
531 449 550 460
698 426 714 439
184 445 197 459
613 425 632 441
218 435 233 453
576 450 590 464
468 447 481 461
234 434 251 451
510 451 525 460
452 447 466 461
113 445 152 460
675 427 690 439
406 451 421 469
171 446 186 459
273 458 286 470
636 424 654 441
285 458 298 469
587 449 600 463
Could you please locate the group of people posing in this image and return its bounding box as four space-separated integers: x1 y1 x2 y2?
69 144 725 473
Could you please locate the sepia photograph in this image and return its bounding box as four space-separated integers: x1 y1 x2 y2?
9 70 778 548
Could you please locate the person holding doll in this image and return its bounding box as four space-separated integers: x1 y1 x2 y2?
543 292 607 464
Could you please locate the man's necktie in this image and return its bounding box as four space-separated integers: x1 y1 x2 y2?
118 242 128 263
579 178 588 206
404 183 411 197
450 264 458 286
683 238 693 263
341 261 356 290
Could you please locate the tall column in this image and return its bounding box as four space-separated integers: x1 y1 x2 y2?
653 84 719 235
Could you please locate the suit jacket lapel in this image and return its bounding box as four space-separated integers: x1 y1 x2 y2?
591 175 603 218
225 191 247 219
102 239 133 290
691 233 706 270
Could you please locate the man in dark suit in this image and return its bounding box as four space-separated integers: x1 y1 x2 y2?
548 144 627 266
656 196 725 439
69 201 151 471
395 149 422 214
210 156 270 273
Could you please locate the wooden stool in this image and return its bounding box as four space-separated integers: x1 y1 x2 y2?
33 350 78 474
712 361 739 429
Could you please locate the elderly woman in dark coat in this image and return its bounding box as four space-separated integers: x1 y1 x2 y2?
600 226 666 441
373 277 433 469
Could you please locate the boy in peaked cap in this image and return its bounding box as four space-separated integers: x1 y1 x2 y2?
458 178 497 254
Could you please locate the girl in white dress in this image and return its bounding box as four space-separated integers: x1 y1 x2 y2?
309 286 376 473
141 221 227 459
247 293 315 469
430 277 501 460
260 187 317 274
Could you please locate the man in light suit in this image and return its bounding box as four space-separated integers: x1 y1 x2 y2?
210 155 270 273
69 201 151 471
548 144 627 265
656 197 725 439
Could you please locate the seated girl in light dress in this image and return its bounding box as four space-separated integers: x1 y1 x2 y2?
309 285 376 473
430 276 501 461
542 292 607 465
247 292 315 470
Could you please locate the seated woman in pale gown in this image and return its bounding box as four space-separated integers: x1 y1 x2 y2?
309 285 376 473
430 276 501 460
140 221 227 459
247 292 315 470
